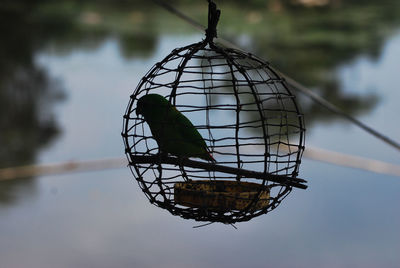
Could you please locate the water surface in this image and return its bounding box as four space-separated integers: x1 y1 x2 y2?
1 2 400 267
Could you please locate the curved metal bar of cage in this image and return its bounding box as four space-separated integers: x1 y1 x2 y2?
121 42 308 190
241 50 306 178
121 0 308 223
122 44 307 222
205 44 274 214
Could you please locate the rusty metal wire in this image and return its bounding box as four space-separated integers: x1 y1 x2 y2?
121 1 305 224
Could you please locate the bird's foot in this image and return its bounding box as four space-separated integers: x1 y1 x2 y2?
178 157 191 182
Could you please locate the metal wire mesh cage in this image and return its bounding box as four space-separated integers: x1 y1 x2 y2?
122 1 306 224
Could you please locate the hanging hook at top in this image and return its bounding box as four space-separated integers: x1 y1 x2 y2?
205 0 221 43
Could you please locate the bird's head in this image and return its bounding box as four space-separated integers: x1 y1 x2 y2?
136 96 144 117
136 94 170 117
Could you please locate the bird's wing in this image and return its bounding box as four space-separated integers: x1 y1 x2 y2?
172 107 207 147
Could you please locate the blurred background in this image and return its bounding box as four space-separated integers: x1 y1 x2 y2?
0 0 399 267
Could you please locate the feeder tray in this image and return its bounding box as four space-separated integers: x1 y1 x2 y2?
174 180 270 211
122 0 307 224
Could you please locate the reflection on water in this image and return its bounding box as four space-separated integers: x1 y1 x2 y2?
1 0 398 203
0 3 65 204
226 1 400 127
0 1 400 267
0 1 398 208
0 0 399 203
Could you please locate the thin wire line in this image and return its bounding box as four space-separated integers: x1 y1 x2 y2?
304 147 400 177
151 0 400 152
1 147 399 181
280 74 400 151
152 0 205 31
0 158 128 181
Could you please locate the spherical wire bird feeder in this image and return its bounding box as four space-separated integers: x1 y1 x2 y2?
122 1 307 225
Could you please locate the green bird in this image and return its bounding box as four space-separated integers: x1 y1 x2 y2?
136 94 215 162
